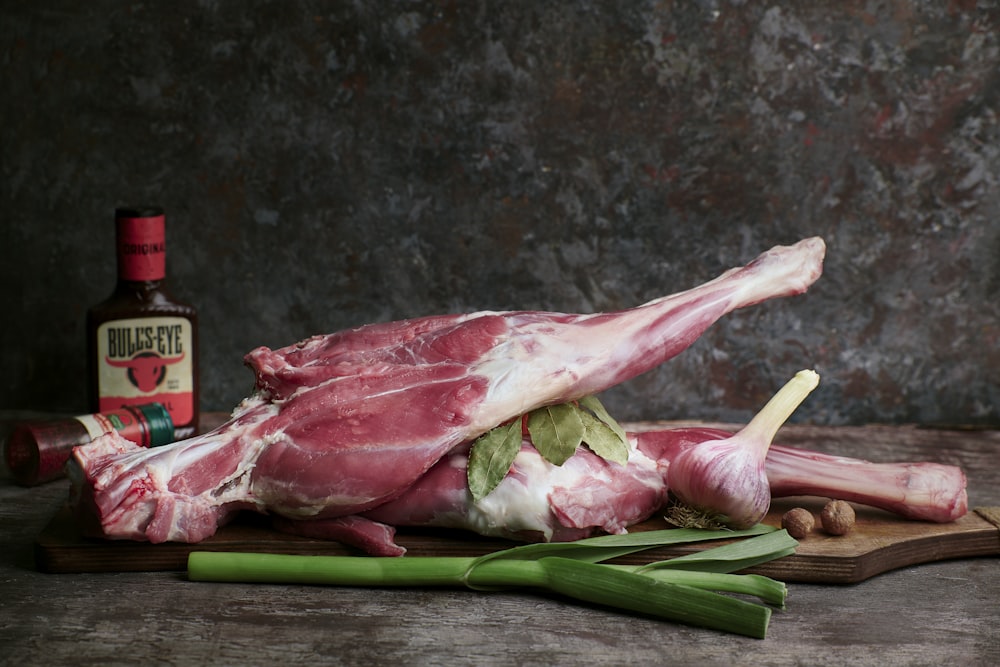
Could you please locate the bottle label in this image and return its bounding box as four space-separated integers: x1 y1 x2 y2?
75 413 116 442
75 408 157 447
94 316 195 429
117 213 166 281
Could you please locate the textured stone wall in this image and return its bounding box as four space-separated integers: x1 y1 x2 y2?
2 1 998 426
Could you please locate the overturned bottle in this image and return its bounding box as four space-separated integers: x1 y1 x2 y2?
4 403 174 486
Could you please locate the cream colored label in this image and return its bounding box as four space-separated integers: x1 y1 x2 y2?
95 316 195 426
75 414 114 441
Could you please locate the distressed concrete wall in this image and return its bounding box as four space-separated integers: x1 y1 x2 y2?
2 1 998 426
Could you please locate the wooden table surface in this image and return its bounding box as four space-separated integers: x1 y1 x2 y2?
2 415 998 666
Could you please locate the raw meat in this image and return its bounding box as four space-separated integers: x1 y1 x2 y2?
636 427 967 523
356 427 968 555
361 439 669 547
70 238 826 545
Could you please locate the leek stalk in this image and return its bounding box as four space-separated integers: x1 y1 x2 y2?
188 527 795 639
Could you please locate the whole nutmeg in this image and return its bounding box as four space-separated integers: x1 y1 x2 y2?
781 507 815 539
820 500 856 535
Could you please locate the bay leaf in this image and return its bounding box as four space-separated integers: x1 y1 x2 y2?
468 419 524 501
527 403 585 465
579 409 629 465
578 395 627 442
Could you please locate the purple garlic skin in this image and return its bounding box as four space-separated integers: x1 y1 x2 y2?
666 436 772 530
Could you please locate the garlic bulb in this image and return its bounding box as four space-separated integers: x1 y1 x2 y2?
666 370 820 529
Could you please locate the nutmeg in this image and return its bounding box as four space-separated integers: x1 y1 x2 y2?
820 500 855 535
781 507 815 539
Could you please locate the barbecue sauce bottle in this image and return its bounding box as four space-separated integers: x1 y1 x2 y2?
87 207 199 439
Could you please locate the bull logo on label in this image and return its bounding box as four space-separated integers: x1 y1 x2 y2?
105 351 185 392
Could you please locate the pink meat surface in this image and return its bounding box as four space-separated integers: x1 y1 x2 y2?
71 238 826 544
357 427 968 555
363 441 670 545
636 428 968 523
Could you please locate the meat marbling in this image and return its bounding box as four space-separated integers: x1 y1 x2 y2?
70 238 826 546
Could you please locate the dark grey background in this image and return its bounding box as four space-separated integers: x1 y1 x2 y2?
2 1 998 427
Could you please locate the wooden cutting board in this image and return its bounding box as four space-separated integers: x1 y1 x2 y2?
35 497 1000 583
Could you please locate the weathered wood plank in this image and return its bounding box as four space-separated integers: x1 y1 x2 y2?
33 499 1000 583
3 420 998 665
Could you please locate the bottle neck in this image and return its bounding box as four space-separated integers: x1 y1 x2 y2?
114 277 166 294
116 211 167 282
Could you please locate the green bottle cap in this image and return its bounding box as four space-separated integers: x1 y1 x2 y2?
134 403 176 446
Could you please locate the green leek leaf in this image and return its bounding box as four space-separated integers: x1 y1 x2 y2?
476 524 776 565
610 567 788 608
637 529 799 574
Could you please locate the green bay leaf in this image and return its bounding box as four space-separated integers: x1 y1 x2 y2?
578 395 627 442
468 420 524 502
579 409 629 465
527 403 584 465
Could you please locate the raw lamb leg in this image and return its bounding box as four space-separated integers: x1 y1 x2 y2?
636 427 968 523
355 427 968 555
70 238 826 544
360 441 670 547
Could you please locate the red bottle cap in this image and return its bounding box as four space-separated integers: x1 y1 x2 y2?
116 206 166 281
